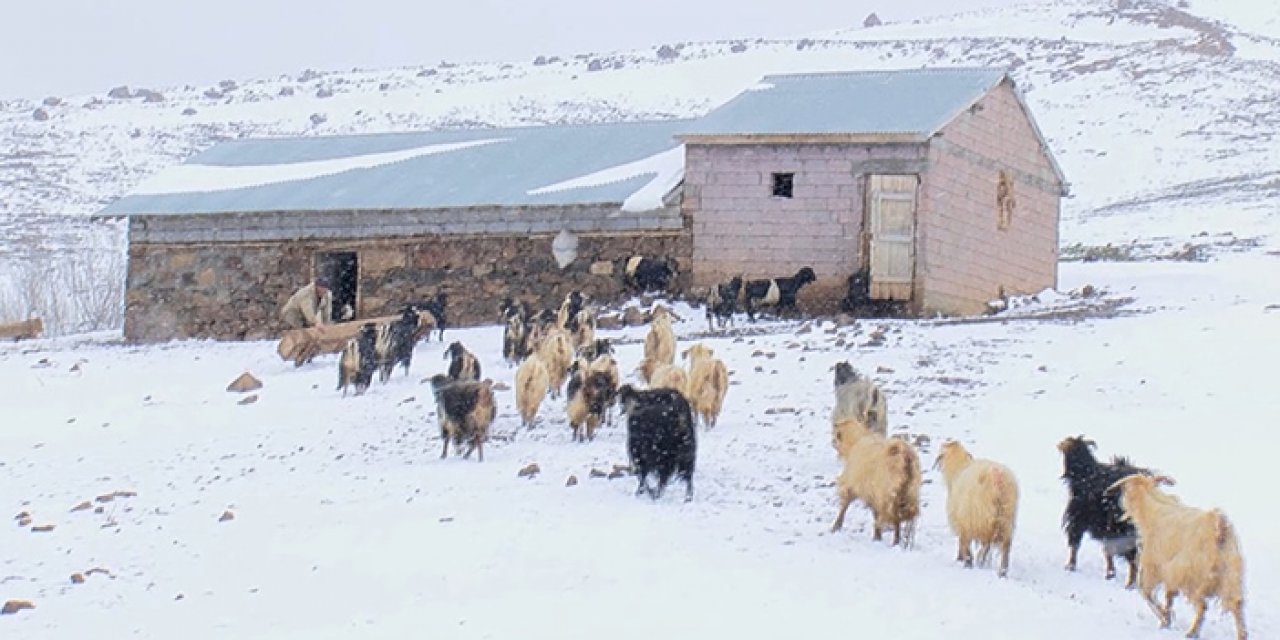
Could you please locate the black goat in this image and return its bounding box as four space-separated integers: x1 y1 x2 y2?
624 256 678 293
618 385 696 502
556 291 586 334
414 292 448 341
705 275 743 331
429 375 495 462
337 323 379 396
1058 435 1154 587
742 267 816 321
444 341 482 382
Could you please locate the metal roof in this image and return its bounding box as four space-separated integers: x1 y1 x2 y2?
680 68 1007 138
101 67 1030 217
101 120 695 216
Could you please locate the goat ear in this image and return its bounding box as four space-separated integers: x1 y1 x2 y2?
1084 438 1097 449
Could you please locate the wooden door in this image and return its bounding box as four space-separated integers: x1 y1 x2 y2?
866 175 918 301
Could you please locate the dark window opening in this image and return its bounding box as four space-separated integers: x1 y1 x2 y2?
315 251 358 321
771 172 795 198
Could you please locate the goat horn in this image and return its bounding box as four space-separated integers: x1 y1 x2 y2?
1153 475 1176 487
1105 474 1141 494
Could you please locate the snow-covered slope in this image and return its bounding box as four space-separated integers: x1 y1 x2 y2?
3 0 1279 249
2 249 1277 638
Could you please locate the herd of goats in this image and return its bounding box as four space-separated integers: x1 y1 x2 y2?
321 262 1246 640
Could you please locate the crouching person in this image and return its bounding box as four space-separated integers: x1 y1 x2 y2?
280 277 333 329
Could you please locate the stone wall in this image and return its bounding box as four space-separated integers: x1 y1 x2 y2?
124 206 691 342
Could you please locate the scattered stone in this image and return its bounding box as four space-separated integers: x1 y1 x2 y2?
32 107 49 121
764 407 796 415
316 88 334 98
596 315 622 330
218 510 235 522
181 107 197 116
93 506 104 514
1080 284 1097 298
589 468 608 478
237 394 259 405
612 464 632 473
876 366 895 374
607 469 627 480
417 68 438 77
85 567 113 578
70 501 93 512
309 112 327 125
42 96 61 107
863 12 882 27
589 260 613 276
795 323 813 335
754 366 764 373
31 524 55 533
278 86 295 96
107 85 133 99
136 88 165 103
517 463 540 478
226 372 263 393
17 515 32 527
730 42 748 53
751 350 765 357
565 475 578 487
492 382 511 391
1037 365 1048 372
203 88 223 100
656 44 680 60
1 600 34 615
14 510 30 522
70 573 85 584
175 593 185 601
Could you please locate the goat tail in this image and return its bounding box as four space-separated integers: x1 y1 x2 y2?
1214 510 1233 548
889 440 918 547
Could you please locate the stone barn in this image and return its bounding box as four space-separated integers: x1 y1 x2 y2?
681 68 1067 316
103 67 1065 341
102 121 692 341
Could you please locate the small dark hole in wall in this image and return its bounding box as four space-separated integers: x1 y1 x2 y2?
771 172 794 198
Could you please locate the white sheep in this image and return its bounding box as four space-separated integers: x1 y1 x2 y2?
1110 474 1246 640
830 417 921 547
514 354 550 429
682 343 728 429
934 441 1019 577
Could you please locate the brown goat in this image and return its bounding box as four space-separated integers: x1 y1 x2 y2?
831 417 921 547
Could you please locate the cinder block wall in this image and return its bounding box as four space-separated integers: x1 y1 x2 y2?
918 81 1063 316
124 205 690 341
684 142 927 312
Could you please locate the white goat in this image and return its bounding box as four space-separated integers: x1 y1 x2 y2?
935 441 1019 577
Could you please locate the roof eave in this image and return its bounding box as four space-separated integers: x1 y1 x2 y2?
676 133 928 145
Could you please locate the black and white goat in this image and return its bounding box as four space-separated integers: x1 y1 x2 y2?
556 291 587 334
501 298 533 366
618 385 696 501
337 323 379 396
1058 435 1154 587
444 341 482 382
743 267 816 321
376 306 423 382
704 275 743 331
624 256 678 293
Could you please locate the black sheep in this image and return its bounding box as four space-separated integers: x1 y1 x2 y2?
742 267 816 321
617 385 696 502
624 256 678 293
1058 435 1154 587
705 275 743 331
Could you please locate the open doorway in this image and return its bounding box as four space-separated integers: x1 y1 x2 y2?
315 251 358 321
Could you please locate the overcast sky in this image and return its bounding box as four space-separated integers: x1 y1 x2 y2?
3 0 1026 100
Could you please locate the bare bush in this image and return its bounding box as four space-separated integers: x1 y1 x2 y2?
0 220 126 337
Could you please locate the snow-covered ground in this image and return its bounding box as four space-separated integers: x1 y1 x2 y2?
3 230 1277 638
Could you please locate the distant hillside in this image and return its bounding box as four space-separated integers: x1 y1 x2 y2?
2 0 1278 247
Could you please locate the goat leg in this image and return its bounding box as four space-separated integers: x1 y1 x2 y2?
1064 544 1079 572
1105 553 1117 580
830 494 853 532
1124 548 1139 589
475 437 484 463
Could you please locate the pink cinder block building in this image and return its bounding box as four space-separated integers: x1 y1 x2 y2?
680 68 1068 316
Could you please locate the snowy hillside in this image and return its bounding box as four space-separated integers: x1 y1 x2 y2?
1 0 1278 250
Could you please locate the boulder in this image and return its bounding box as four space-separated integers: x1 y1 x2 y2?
226 372 263 393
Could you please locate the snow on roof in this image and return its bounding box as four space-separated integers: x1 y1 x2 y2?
681 67 1008 137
